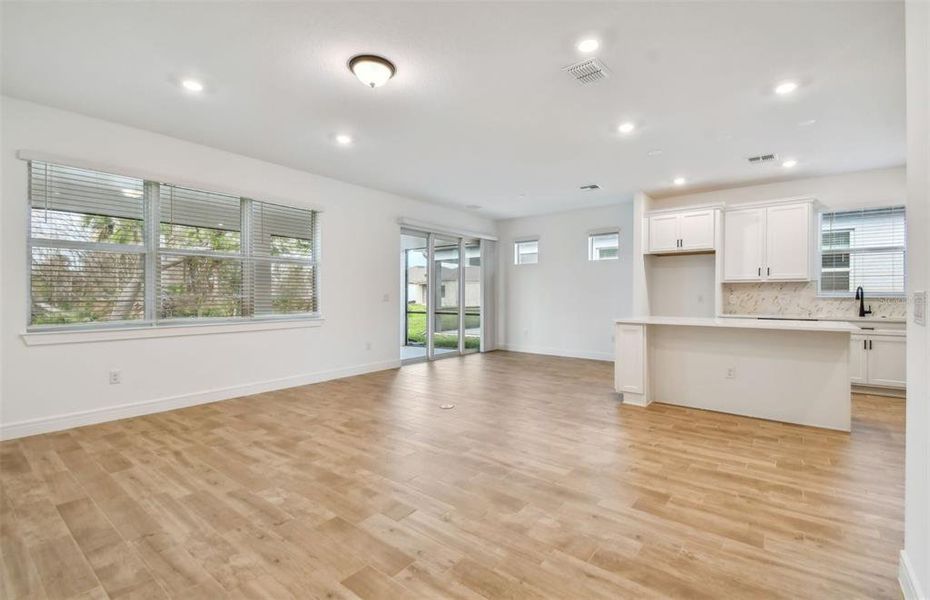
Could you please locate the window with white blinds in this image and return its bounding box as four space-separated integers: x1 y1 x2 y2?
27 160 320 329
820 206 905 296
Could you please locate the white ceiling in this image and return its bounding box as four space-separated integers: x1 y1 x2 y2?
1 1 905 219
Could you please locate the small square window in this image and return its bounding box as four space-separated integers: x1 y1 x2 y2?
588 232 619 261
514 240 538 265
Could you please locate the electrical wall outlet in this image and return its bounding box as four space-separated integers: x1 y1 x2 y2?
365 341 372 351
108 369 122 385
725 367 736 379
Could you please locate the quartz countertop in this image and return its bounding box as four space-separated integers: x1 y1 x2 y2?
720 313 906 324
614 316 859 333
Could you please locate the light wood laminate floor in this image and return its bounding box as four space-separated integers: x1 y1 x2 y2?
0 351 905 599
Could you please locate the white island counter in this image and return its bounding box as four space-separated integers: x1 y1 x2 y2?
614 316 858 431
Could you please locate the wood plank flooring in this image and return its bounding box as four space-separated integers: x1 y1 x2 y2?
0 351 905 599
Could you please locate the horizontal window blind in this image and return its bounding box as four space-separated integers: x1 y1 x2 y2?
27 160 320 330
820 206 905 295
29 162 146 325
250 201 318 315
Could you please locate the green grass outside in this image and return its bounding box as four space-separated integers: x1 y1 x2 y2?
406 303 480 349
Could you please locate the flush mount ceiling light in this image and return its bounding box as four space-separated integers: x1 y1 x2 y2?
673 177 686 186
774 80 798 96
577 38 599 53
617 121 636 134
335 134 353 145
348 54 396 88
181 78 204 93
782 158 798 168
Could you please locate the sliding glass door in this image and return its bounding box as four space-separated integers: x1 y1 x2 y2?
401 229 482 363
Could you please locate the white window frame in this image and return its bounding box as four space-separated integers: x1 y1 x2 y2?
513 239 539 265
588 231 620 261
25 159 322 333
817 207 906 298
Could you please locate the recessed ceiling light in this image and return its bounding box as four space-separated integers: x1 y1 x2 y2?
782 159 798 168
181 79 204 93
121 188 142 198
647 149 664 156
348 55 396 88
774 80 798 96
465 204 482 210
335 134 353 145
673 177 686 186
577 38 599 53
798 119 817 127
617 121 636 134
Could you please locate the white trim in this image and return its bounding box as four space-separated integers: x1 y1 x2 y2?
723 196 817 211
899 550 925 600
17 150 324 213
0 358 399 440
498 343 613 362
397 217 496 241
22 317 324 346
645 202 724 216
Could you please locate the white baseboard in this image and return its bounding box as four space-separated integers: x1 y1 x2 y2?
498 343 613 362
0 359 401 441
900 550 926 600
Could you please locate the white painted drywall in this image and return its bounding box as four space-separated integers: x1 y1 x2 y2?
902 3 929 599
652 167 906 212
497 203 634 361
0 98 495 439
646 254 716 318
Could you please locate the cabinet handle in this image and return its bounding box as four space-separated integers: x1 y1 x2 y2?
864 339 868 350
767 267 770 276
758 267 761 276
869 340 873 350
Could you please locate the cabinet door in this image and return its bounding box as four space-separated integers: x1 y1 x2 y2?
648 214 680 253
867 336 906 388
849 335 867 385
723 208 765 280
765 203 810 280
679 210 715 250
615 325 644 394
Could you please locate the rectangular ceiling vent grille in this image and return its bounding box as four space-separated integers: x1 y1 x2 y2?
747 153 778 164
564 58 609 85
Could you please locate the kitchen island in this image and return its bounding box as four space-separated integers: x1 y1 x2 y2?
614 316 858 431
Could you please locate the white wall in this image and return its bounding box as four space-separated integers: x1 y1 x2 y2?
0 98 495 439
646 254 716 318
653 167 906 211
497 203 634 361
903 2 929 599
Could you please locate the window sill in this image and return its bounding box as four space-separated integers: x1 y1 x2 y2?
21 317 325 346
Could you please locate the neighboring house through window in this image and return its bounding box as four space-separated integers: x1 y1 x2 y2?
514 240 538 265
588 232 619 261
820 206 905 295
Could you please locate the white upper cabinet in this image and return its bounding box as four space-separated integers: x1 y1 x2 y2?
723 200 812 282
679 210 716 250
647 214 681 253
723 208 766 280
765 203 810 280
646 209 715 254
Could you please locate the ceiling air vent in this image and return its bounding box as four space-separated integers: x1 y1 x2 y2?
747 153 778 164
580 184 601 191
564 58 609 85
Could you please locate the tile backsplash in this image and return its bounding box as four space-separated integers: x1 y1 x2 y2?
723 281 906 319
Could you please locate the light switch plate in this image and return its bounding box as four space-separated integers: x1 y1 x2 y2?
914 291 926 326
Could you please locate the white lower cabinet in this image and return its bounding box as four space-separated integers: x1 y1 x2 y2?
850 333 906 389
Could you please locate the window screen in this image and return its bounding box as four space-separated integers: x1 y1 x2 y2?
820 207 905 295
27 160 320 329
